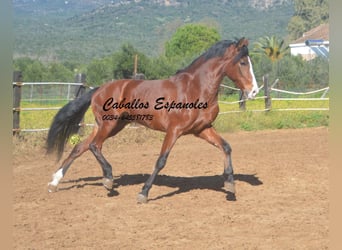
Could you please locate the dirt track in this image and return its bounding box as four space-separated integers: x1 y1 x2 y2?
13 127 329 249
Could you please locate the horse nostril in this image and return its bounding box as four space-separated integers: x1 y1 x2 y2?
253 88 259 96
247 88 258 99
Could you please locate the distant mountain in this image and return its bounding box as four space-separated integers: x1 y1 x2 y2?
13 0 291 12
13 0 294 63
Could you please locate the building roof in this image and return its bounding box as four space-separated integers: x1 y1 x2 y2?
293 23 329 44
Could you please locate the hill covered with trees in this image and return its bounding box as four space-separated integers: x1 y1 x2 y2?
13 0 294 63
13 0 329 92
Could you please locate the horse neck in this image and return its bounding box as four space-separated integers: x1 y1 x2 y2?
191 59 226 102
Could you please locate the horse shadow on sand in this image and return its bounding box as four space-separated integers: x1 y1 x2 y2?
59 171 263 201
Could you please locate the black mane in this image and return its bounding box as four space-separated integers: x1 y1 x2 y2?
176 39 249 74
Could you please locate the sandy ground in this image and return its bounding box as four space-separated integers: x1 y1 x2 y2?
13 127 329 249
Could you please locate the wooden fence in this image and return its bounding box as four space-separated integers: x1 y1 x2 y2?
12 72 329 134
219 74 329 114
12 72 89 135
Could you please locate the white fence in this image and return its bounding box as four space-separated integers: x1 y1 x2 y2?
13 79 329 133
12 80 92 133
218 77 329 114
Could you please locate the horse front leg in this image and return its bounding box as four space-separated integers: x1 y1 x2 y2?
137 129 181 204
196 126 236 196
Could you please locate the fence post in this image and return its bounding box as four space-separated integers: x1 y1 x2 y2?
75 73 87 135
13 71 23 136
239 90 246 111
75 73 86 98
263 74 272 111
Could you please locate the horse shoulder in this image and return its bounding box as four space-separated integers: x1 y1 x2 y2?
170 72 194 83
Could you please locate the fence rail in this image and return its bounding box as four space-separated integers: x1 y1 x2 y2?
12 71 88 134
218 74 329 114
12 72 329 134
270 87 329 96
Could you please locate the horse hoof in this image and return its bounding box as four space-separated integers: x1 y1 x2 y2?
137 193 148 204
48 183 58 193
103 178 114 190
224 181 236 193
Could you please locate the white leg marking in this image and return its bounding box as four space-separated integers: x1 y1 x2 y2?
247 56 259 99
48 168 64 190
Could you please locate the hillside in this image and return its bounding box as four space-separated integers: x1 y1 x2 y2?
13 0 294 63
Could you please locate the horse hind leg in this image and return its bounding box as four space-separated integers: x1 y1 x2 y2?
88 121 127 191
88 141 114 191
48 127 97 192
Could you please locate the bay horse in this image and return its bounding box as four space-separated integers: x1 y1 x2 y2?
46 38 259 203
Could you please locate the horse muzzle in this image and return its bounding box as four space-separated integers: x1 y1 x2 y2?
246 86 259 100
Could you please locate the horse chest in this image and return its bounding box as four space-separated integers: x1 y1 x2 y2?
199 103 219 123
179 103 219 134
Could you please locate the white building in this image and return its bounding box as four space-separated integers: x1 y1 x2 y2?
289 23 329 60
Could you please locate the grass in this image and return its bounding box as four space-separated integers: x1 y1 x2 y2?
13 95 328 156
214 110 328 132
19 101 95 130
214 93 329 132
18 94 329 132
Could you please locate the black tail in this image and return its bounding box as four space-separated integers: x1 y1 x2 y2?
46 87 99 160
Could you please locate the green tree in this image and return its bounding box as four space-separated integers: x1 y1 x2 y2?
24 61 47 81
287 0 329 40
165 24 221 59
46 63 74 82
145 56 178 80
86 58 112 86
303 57 329 88
252 36 289 88
274 55 328 91
275 55 309 90
13 57 36 73
253 36 289 63
112 43 149 79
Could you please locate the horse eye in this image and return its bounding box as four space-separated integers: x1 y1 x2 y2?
240 61 247 66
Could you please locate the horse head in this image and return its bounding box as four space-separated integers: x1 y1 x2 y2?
223 38 259 99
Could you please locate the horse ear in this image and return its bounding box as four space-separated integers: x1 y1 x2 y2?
236 37 249 50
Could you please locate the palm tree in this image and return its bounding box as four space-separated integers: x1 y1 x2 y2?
253 36 289 62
